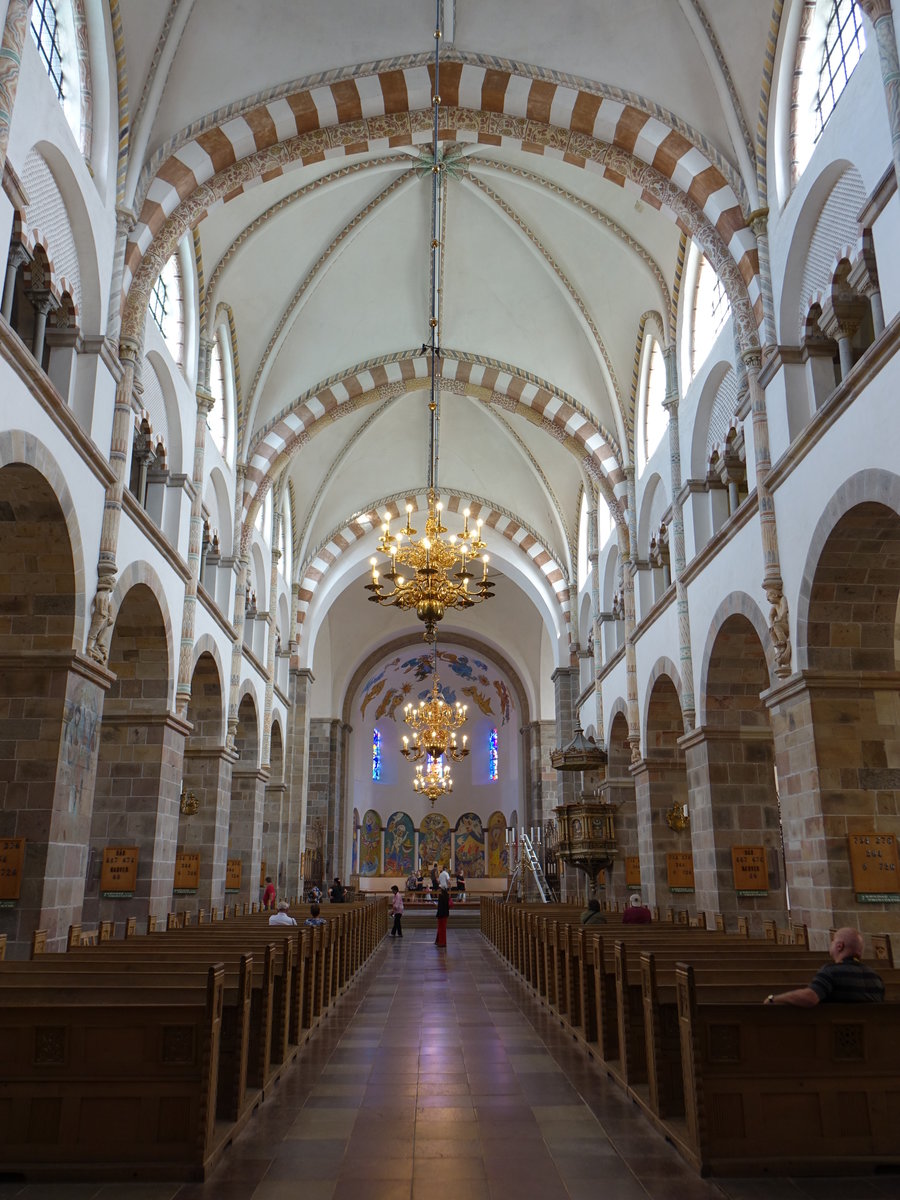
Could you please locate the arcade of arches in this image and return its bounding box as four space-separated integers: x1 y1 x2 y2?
1 0 899 973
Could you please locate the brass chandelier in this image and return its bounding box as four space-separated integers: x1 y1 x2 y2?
413 756 453 806
401 643 470 765
402 639 468 805
364 1 495 643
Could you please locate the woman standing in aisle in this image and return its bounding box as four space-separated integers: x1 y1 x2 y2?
435 883 450 947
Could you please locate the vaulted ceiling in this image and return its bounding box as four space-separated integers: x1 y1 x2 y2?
117 0 773 668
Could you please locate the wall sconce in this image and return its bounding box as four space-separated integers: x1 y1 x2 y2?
665 801 689 832
179 786 199 816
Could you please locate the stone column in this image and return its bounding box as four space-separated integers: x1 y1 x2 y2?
858 0 900 192
681 725 786 933
0 654 112 956
0 0 33 174
551 667 578 809
229 765 268 906
817 294 865 379
1 239 29 321
261 506 283 769
622 562 641 760
631 756 692 912
585 487 605 743
764 670 900 949
744 350 792 679
29 292 55 362
847 247 885 338
748 209 777 354
598 767 636 909
179 744 234 916
84 340 140 666
106 207 135 343
176 337 214 718
284 667 314 896
663 345 695 730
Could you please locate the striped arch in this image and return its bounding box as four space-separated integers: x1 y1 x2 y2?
295 491 571 643
119 63 761 347
629 311 668 421
243 353 628 529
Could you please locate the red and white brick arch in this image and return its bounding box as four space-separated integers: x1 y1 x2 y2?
242 352 628 532
294 490 571 646
120 64 760 348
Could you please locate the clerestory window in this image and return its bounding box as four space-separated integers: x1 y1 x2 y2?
31 0 64 101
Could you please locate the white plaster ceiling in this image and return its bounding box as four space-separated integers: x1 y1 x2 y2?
120 0 771 668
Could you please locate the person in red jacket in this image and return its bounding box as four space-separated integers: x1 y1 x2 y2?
262 876 276 910
622 893 652 924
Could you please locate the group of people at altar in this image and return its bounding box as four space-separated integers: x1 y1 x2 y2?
405 862 467 901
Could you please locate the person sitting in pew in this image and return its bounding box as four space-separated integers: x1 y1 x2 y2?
580 898 606 925
622 893 652 924
268 900 297 927
764 927 884 1006
304 904 326 927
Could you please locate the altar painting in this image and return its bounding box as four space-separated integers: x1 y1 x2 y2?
418 811 450 868
384 811 414 876
454 812 485 877
487 810 509 876
359 809 382 876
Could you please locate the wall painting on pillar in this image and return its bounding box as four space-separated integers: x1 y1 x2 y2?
359 809 381 876
419 812 450 868
487 810 509 876
454 812 485 877
351 807 360 877
384 811 414 876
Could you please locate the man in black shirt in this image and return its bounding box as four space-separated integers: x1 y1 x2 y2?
764 927 884 1006
329 877 345 903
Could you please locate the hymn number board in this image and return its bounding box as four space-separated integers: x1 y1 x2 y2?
173 852 200 894
666 852 695 893
225 858 242 893
0 838 25 906
731 845 768 896
848 833 900 903
100 846 139 898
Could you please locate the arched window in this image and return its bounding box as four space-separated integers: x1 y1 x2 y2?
30 0 84 150
577 491 589 590
281 497 292 583
793 1 866 178
208 336 227 458
150 254 184 366
691 256 731 376
489 728 498 781
816 1 866 136
598 499 614 550
372 730 382 781
643 339 667 463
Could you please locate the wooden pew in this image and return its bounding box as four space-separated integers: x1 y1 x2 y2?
0 966 225 1178
675 963 900 1175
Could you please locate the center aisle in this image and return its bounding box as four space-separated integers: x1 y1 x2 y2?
168 927 724 1200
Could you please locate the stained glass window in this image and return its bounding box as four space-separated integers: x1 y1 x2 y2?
372 729 382 781
489 728 498 781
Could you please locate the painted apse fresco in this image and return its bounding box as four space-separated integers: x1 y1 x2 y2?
352 643 518 878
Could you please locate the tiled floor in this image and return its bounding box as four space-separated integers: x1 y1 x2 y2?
3 928 899 1200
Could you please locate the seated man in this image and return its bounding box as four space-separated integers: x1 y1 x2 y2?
764 927 884 1006
268 900 297 927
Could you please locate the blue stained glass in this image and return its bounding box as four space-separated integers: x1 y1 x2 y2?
489 728 498 781
372 729 382 781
